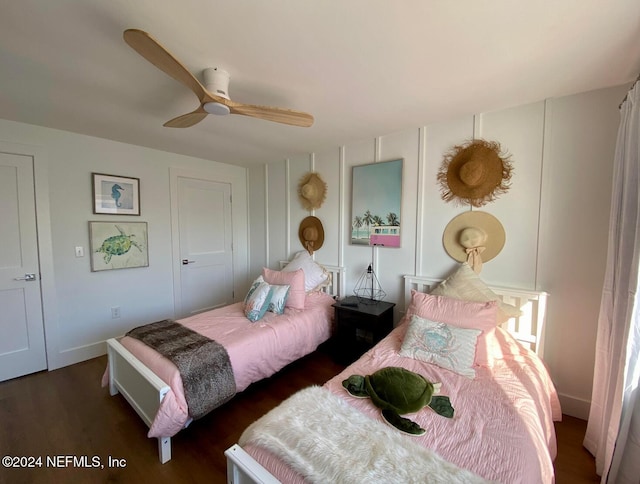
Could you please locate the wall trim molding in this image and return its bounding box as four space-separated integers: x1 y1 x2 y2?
415 127 427 275
57 341 106 369
264 163 270 264
285 159 291 255
558 392 590 420
339 146 346 269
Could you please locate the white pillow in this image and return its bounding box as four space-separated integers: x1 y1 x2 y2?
282 251 330 292
400 314 481 379
430 263 521 324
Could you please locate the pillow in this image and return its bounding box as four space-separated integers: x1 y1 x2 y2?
243 277 274 322
430 263 521 323
267 284 290 315
282 251 330 292
262 267 306 309
400 314 481 379
404 291 498 366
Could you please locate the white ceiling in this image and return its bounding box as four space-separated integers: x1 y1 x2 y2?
1 0 639 166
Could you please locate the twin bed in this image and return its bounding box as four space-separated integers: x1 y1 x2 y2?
225 265 561 484
105 255 345 463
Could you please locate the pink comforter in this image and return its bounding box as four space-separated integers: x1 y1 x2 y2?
243 323 562 484
106 292 334 438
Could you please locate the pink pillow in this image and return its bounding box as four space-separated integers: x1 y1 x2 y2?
262 268 305 310
403 290 498 366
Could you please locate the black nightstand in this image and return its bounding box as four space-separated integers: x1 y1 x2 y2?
332 296 395 364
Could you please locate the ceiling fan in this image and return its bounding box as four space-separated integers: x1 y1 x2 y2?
123 29 314 128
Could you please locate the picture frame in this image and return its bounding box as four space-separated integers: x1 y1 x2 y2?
351 159 403 248
92 173 140 215
89 221 149 271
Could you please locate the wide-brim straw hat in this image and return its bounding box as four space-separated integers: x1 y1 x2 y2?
437 139 513 208
442 211 505 263
298 172 327 211
299 216 324 254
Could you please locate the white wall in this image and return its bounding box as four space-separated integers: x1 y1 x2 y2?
538 88 624 417
250 83 630 419
0 119 248 370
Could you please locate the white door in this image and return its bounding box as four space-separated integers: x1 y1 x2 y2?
0 152 47 381
177 177 234 317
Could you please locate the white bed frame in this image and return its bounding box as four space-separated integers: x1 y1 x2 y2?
106 263 345 464
225 274 549 483
402 275 549 356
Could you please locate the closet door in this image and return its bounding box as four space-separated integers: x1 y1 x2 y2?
175 176 234 317
0 151 47 381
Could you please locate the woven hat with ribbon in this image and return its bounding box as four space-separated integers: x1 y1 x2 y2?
437 139 513 208
299 216 324 254
442 211 505 273
298 172 327 211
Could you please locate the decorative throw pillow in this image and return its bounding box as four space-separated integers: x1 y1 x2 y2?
267 284 290 315
282 250 330 292
430 263 521 323
404 291 498 367
400 314 481 379
262 268 306 309
243 277 274 322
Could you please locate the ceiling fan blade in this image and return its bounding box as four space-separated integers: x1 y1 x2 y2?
124 29 314 129
164 107 209 128
124 29 210 101
229 103 314 127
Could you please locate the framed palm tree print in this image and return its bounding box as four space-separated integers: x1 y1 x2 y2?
350 159 403 247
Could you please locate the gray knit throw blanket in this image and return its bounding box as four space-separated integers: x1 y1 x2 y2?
126 319 236 420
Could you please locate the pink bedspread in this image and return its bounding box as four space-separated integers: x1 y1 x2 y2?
106 291 334 438
243 323 562 484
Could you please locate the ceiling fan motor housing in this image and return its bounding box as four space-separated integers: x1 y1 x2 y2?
203 67 230 99
203 68 232 115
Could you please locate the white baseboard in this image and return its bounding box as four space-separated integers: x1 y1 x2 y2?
48 341 107 370
558 392 591 420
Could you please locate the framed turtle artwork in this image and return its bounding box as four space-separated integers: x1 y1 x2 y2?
89 221 149 271
92 173 140 215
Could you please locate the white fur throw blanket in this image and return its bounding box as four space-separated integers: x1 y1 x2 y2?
239 386 492 484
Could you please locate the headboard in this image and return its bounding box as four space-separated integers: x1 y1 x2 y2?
403 275 549 357
278 261 346 299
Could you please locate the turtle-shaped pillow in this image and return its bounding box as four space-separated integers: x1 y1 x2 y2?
342 366 454 436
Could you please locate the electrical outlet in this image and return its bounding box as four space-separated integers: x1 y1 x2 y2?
111 307 121 319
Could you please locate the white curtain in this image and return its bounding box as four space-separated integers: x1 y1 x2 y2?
584 78 640 483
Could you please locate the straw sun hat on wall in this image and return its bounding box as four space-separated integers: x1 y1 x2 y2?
298 216 324 254
437 139 513 208
298 172 327 211
442 211 505 273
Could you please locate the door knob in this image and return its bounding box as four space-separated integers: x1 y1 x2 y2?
182 259 195 265
14 273 37 281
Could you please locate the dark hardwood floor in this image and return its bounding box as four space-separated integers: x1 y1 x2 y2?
0 345 599 483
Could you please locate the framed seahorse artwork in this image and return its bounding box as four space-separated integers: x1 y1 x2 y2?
89 221 149 271
92 173 140 215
